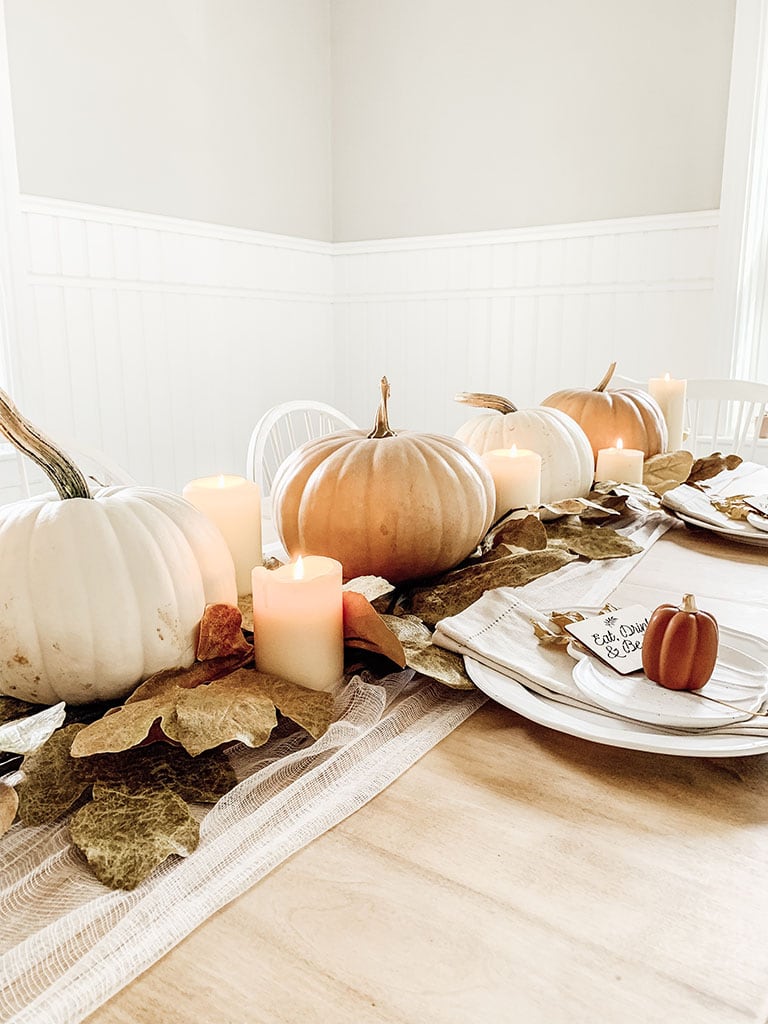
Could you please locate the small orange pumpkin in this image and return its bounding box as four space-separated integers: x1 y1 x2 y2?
642 594 719 690
542 362 668 462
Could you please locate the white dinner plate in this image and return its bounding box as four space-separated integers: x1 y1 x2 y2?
571 643 768 729
465 658 768 757
746 511 768 534
672 509 768 547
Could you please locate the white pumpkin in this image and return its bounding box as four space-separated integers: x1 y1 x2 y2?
0 391 237 705
455 393 594 503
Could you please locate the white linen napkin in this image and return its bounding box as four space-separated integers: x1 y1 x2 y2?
661 462 768 535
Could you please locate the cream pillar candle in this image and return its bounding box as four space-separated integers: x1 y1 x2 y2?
251 555 344 691
182 475 262 596
482 447 542 518
648 373 687 451
595 439 644 484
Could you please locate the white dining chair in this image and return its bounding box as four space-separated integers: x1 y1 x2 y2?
245 400 358 517
4 439 136 504
684 378 768 462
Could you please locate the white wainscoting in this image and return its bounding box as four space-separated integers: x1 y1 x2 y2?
5 200 719 502
332 212 720 436
10 196 333 497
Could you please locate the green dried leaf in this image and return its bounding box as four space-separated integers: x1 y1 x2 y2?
578 494 630 520
343 591 406 667
643 450 695 496
482 514 547 555
544 522 642 560
69 784 199 891
381 614 474 689
90 744 238 803
17 724 91 825
0 695 40 726
0 782 19 836
404 548 577 628
254 672 334 739
687 452 743 486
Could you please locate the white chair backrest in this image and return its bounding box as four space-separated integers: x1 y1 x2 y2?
3 439 136 504
684 379 768 462
246 401 358 503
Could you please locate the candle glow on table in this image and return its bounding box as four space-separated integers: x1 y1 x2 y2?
594 439 644 485
182 474 262 596
648 372 687 451
251 555 344 691
481 446 542 517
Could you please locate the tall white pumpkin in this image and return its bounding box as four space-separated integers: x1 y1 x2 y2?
455 393 594 503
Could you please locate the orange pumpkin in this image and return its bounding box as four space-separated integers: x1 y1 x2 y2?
272 378 495 583
641 594 719 690
542 362 668 462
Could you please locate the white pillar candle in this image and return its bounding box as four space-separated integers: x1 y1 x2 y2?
648 373 687 451
183 475 262 596
251 555 344 691
482 447 542 518
595 439 644 485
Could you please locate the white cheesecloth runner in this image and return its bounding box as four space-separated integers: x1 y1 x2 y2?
0 506 674 1024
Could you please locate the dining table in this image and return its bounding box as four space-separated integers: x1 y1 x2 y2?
70 514 768 1024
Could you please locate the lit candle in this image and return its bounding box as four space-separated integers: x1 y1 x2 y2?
481 446 542 517
183 475 262 596
251 555 344 691
595 439 644 484
648 373 687 451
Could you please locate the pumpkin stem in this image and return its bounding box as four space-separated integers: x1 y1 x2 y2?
594 362 617 392
455 392 518 414
368 377 397 439
0 387 91 500
681 593 698 613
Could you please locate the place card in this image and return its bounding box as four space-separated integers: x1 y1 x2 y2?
564 605 651 674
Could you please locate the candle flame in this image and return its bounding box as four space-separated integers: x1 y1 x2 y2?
664 372 670 382
616 438 624 450
509 444 518 456
293 555 304 580
216 474 226 488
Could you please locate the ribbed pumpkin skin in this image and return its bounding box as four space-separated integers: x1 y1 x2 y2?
542 388 668 461
456 406 594 502
642 600 719 690
0 487 237 705
273 431 495 583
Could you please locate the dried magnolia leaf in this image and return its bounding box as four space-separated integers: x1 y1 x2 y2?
343 591 406 667
579 494 630 520
237 594 254 633
687 452 743 486
69 784 199 891
196 604 253 661
254 672 334 739
0 695 40 727
404 548 577 628
90 744 238 804
381 615 474 689
482 514 547 555
643 450 695 496
343 576 396 602
531 619 572 647
0 782 19 836
17 724 91 825
0 701 66 754
544 522 642 560
263 555 284 571
710 494 752 521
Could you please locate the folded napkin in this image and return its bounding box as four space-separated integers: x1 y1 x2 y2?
434 591 768 736
662 462 768 536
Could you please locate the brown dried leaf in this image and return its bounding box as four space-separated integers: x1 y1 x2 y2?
237 594 254 633
254 672 334 739
69 784 199 890
382 615 474 689
482 514 547 554
343 576 396 603
710 494 752 521
687 452 743 486
0 695 40 727
196 603 253 661
343 591 407 667
544 522 642 560
17 724 91 825
579 494 630 520
0 782 19 836
531 619 572 647
404 548 577 628
643 450 695 496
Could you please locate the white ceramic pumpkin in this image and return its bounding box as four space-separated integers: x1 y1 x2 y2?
0 389 237 705
455 393 594 502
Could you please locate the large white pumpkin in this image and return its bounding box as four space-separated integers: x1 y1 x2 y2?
0 391 237 705
455 393 594 502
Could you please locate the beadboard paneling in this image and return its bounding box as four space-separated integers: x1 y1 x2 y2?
12 197 333 498
332 213 720 436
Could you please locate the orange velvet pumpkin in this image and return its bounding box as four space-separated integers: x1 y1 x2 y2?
641 594 719 690
542 363 668 462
